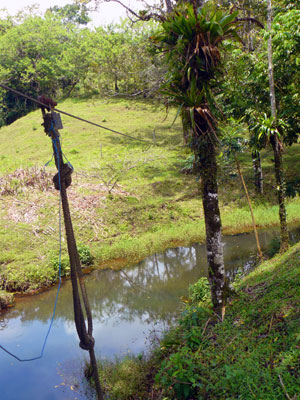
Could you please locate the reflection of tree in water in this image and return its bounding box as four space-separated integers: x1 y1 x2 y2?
0 317 8 330
10 245 206 325
7 227 298 326
88 245 206 324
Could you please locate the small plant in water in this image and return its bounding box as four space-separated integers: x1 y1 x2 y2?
95 355 149 400
266 237 281 258
189 277 210 304
49 244 93 276
77 244 94 266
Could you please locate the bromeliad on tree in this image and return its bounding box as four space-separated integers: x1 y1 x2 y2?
152 3 243 316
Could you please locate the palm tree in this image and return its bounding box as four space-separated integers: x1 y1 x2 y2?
152 4 242 316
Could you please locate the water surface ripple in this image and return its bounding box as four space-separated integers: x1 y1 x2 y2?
0 228 298 399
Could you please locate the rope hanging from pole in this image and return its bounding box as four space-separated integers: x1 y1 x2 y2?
0 89 104 397
41 107 104 400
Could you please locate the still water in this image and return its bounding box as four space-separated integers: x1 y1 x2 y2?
0 228 298 399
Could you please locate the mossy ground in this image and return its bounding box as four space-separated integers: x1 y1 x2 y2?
0 97 300 310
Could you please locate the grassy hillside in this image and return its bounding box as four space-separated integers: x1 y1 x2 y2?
1 97 300 309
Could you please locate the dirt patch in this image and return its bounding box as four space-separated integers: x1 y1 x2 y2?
5 199 41 223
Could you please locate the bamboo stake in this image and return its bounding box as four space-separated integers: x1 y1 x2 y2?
235 155 263 259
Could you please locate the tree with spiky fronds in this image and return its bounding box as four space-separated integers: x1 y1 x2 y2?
152 3 242 316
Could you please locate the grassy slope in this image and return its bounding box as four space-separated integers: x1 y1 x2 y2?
1 97 300 309
154 242 300 400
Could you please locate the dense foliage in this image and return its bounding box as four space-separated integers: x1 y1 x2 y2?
0 7 160 126
221 5 300 144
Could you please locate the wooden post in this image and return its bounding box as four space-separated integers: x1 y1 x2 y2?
153 129 156 144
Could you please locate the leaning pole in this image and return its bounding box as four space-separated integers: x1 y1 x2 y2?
41 103 104 400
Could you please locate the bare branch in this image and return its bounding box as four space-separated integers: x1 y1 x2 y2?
103 0 166 21
278 374 295 400
236 17 265 29
104 0 141 19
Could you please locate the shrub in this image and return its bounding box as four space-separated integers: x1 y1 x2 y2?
49 243 93 277
188 277 210 304
0 290 14 310
78 243 94 266
96 355 149 400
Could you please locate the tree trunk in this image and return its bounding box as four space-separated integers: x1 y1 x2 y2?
114 75 119 93
194 130 225 317
165 0 173 13
267 0 289 251
247 7 254 51
65 80 79 98
252 151 263 195
267 0 277 120
270 134 289 251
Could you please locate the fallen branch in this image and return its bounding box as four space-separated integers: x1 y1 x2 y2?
202 317 211 336
278 374 296 400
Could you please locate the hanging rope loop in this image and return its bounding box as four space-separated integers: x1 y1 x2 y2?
53 164 73 190
80 336 95 351
41 106 104 399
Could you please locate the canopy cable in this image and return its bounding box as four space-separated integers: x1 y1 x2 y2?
0 82 154 145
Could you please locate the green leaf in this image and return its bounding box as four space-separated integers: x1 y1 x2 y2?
187 67 192 82
171 103 184 127
219 11 239 28
189 108 195 130
183 385 190 398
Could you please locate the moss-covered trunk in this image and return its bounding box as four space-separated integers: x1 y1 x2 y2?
270 134 289 251
252 151 263 195
267 0 288 252
192 112 225 315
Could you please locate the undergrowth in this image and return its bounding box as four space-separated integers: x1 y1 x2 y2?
0 290 14 311
95 355 156 400
153 243 300 399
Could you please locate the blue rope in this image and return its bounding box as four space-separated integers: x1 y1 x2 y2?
44 153 54 168
62 151 74 171
0 129 63 362
44 146 73 172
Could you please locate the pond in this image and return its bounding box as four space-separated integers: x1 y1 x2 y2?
0 227 299 399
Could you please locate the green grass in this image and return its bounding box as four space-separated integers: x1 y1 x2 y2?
0 290 14 310
153 243 300 399
1 97 300 309
94 355 157 400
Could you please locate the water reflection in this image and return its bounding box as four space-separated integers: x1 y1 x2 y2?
0 227 299 399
